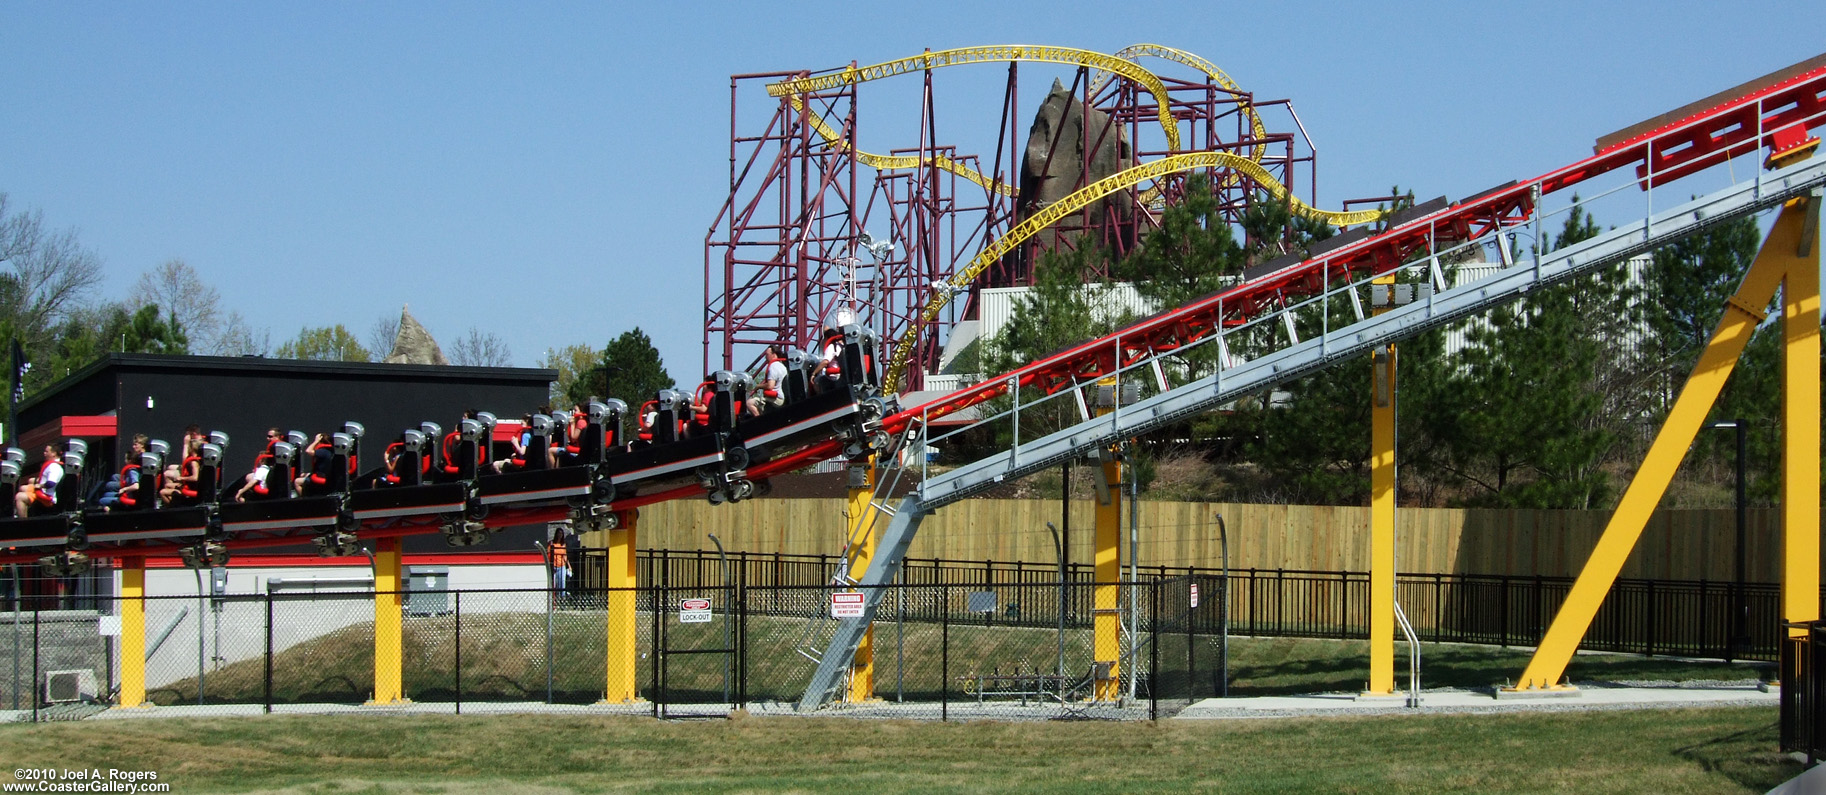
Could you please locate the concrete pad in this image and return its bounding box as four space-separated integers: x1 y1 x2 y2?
1766 757 1826 795
1173 682 1777 720
1492 686 1581 700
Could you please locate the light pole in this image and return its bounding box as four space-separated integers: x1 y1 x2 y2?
11 563 20 710
1706 419 1749 659
192 568 205 705
1046 522 1065 689
535 540 553 703
708 533 731 705
1215 512 1228 698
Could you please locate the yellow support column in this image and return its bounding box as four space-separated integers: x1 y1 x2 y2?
1093 450 1122 701
1782 195 1821 636
602 509 641 703
1367 344 1397 695
116 556 147 709
846 458 878 703
368 537 405 705
1511 196 1810 691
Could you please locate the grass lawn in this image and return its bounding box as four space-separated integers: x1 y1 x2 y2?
0 707 1799 793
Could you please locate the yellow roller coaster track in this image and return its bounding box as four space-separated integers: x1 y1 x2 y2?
782 93 1020 196
1097 44 1270 202
769 46 1183 151
1095 44 1268 163
882 151 1389 392
774 45 1273 201
769 45 1187 198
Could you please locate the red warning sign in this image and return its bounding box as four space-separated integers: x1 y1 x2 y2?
830 591 866 619
680 597 713 623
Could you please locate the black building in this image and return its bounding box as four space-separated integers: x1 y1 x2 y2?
15 353 557 553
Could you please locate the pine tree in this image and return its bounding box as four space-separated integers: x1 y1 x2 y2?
1433 200 1623 508
571 327 674 414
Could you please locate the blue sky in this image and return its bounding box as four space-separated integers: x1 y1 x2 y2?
2 2 1821 378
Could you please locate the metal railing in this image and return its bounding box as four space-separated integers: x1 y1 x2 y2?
1781 622 1826 762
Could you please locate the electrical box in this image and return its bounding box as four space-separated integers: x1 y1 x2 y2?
1370 282 1435 308
966 590 998 614
1095 382 1140 408
44 670 98 703
405 566 451 616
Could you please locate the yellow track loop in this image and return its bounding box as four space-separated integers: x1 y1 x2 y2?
783 94 1018 196
1094 44 1269 205
769 45 1183 153
883 151 1387 391
1093 44 1268 163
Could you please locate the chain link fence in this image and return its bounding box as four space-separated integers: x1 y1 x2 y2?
0 578 1223 721
631 549 1791 661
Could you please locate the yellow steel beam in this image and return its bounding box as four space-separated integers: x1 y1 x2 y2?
1368 342 1397 695
368 537 405 705
1782 195 1821 636
603 509 641 703
1093 453 1123 701
846 458 879 702
1510 196 1811 691
116 556 147 709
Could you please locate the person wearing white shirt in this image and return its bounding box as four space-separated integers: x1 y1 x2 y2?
747 346 790 416
14 444 63 517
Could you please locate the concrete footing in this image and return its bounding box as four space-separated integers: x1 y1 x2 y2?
1492 686 1580 700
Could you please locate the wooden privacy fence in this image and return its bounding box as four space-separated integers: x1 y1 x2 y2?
617 498 1798 583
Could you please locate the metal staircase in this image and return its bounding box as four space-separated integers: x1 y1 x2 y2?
789 415 928 671
794 495 926 710
792 154 1826 710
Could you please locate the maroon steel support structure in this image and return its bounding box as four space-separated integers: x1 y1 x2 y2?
703 55 1316 391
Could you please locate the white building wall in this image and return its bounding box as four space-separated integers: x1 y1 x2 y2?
116 562 546 690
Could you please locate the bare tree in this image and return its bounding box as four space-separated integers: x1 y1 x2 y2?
0 193 103 349
276 325 371 362
449 327 513 367
130 259 224 353
214 310 271 357
538 343 598 404
367 314 400 360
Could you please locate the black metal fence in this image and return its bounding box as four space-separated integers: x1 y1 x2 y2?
0 554 1799 722
631 549 1788 662
2 579 1219 722
0 547 1793 678
1781 622 1826 761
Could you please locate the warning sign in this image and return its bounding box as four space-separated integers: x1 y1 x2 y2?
830 591 866 619
1189 583 1200 609
679 597 713 623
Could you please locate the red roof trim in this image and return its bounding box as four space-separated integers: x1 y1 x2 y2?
138 552 545 568
21 415 118 451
